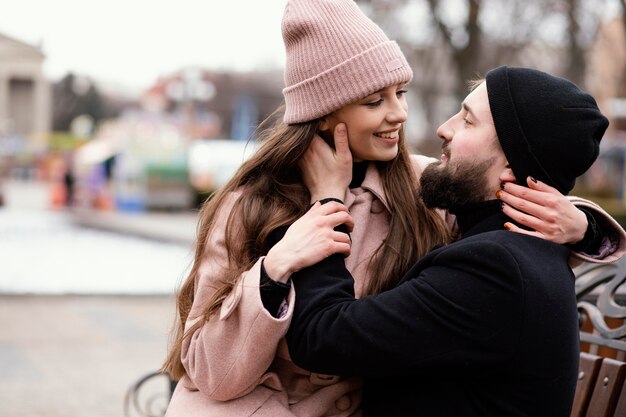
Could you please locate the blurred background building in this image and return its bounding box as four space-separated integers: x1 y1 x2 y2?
2 0 626 218
0 33 50 134
0 33 51 183
69 67 282 212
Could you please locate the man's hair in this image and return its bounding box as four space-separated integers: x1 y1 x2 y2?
465 77 501 151
467 78 484 92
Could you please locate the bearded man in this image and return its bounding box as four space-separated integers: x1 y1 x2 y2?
282 66 614 417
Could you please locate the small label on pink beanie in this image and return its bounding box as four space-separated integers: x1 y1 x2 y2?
385 58 403 72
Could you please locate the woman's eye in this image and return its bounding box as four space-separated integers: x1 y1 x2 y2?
397 89 407 97
364 99 383 107
463 118 471 125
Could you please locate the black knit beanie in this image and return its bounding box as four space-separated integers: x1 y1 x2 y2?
485 66 608 195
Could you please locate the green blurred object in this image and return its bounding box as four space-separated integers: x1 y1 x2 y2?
47 132 89 151
144 163 194 211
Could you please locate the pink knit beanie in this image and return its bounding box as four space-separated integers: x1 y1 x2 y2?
282 0 413 124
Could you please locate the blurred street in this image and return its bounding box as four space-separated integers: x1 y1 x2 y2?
0 179 196 294
0 179 194 417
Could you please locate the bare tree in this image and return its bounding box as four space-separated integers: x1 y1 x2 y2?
357 0 609 148
425 0 482 97
616 0 626 96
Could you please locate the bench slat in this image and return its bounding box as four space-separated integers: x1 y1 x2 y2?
570 353 603 417
613 381 626 417
584 358 626 417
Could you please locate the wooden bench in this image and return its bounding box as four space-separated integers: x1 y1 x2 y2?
571 260 626 417
123 259 626 417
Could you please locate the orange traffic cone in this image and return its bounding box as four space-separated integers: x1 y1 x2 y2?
50 182 67 209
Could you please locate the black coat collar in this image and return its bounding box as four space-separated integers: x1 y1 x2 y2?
450 200 513 239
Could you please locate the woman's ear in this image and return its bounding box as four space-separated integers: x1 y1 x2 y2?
319 117 331 132
317 119 334 148
499 164 517 183
318 115 339 148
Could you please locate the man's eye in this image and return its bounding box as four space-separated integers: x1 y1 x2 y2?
463 118 472 125
397 90 407 97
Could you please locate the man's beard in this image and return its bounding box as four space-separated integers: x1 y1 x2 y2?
419 157 495 210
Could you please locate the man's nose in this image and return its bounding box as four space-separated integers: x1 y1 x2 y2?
436 121 453 142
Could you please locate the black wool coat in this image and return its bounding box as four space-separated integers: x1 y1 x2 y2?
286 201 579 417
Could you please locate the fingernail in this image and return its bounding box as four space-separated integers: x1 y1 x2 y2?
336 124 346 135
500 201 505 209
529 176 537 183
496 190 502 199
503 222 511 230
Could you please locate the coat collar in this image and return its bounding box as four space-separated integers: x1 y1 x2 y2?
353 162 391 212
450 199 512 239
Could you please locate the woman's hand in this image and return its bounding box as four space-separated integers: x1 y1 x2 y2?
264 201 354 282
299 123 353 203
496 176 587 244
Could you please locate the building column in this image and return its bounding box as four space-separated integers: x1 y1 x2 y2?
0 74 8 135
33 75 51 134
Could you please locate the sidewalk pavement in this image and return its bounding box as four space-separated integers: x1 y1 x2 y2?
0 294 175 417
0 179 185 417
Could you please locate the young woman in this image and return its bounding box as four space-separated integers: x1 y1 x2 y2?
163 1 625 416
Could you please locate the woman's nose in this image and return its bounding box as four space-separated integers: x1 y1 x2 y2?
387 99 407 124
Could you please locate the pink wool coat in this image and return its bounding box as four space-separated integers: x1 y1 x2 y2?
165 155 626 417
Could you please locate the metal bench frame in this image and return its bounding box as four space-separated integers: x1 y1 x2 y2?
572 260 626 417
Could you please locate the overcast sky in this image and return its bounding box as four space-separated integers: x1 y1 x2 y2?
0 0 288 91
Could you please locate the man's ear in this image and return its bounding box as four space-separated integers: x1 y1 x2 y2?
499 164 517 183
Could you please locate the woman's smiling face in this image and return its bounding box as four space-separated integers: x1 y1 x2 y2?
321 84 409 162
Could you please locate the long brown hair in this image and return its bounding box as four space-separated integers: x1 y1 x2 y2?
162 105 450 380
364 139 451 295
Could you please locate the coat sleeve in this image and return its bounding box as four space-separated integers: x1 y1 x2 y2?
567 196 626 264
180 191 295 401
285 240 524 377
